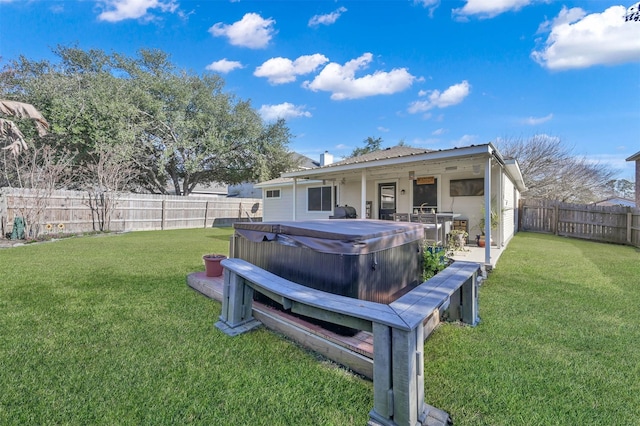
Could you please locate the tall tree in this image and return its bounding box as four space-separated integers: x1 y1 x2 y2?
497 135 617 203
349 136 383 157
112 48 296 195
605 178 635 199
1 46 296 195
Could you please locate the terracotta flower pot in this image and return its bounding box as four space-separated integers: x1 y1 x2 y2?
203 254 227 277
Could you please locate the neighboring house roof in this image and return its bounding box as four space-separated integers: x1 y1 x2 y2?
187 182 228 195
593 197 636 208
255 177 294 188
626 151 640 162
255 153 320 188
291 152 320 169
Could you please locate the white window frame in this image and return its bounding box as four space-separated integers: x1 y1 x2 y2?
265 188 281 199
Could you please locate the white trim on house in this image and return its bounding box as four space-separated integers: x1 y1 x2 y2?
265 188 281 199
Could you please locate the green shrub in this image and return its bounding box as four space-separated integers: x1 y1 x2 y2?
422 242 449 280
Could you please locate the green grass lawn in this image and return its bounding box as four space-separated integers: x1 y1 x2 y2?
1 230 638 425
424 232 640 425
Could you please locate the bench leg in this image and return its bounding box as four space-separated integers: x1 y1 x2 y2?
215 269 261 336
369 323 451 426
461 273 479 326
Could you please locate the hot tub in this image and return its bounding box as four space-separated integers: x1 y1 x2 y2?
232 219 424 304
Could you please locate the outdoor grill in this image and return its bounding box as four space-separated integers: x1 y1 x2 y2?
329 205 357 219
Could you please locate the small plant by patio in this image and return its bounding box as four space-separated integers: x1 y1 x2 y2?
422 242 449 280
447 229 468 251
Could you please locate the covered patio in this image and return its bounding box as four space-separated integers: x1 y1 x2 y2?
258 143 525 267
450 243 504 271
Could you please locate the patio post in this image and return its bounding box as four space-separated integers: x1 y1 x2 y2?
484 156 491 266
292 178 297 221
361 169 367 220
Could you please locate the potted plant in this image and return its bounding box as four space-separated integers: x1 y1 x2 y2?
203 254 227 277
448 229 468 251
476 204 499 247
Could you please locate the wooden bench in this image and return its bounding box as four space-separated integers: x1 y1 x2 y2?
216 258 479 426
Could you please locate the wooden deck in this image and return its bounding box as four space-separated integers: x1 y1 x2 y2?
187 272 376 378
187 260 467 380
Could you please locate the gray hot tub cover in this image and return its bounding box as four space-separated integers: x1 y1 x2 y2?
234 219 424 255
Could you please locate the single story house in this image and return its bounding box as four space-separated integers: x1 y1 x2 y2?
255 143 526 266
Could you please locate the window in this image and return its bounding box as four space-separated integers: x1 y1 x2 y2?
308 186 332 211
265 189 281 199
413 178 438 210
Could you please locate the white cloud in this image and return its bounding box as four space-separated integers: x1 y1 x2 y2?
205 59 243 73
453 0 534 19
432 128 447 135
209 13 276 49
408 80 471 113
302 53 415 100
522 113 553 125
49 2 65 13
308 7 347 27
413 0 440 18
254 54 329 84
453 134 478 146
532 6 640 70
377 126 390 132
97 0 178 22
259 102 312 121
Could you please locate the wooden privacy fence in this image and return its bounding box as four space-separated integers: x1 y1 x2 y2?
519 199 640 248
0 187 262 238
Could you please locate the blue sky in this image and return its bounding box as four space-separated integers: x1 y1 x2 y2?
1 0 639 180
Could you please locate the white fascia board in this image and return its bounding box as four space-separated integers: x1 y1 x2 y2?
504 159 527 192
255 178 323 188
282 144 493 179
626 151 640 161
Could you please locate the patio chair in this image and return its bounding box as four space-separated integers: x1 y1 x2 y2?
415 213 442 245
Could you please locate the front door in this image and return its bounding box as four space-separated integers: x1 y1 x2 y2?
378 182 396 220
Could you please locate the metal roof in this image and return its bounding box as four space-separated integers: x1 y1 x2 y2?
326 146 433 167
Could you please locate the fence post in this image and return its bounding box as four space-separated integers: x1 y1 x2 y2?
161 199 166 230
204 201 210 228
627 212 633 244
553 204 559 235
